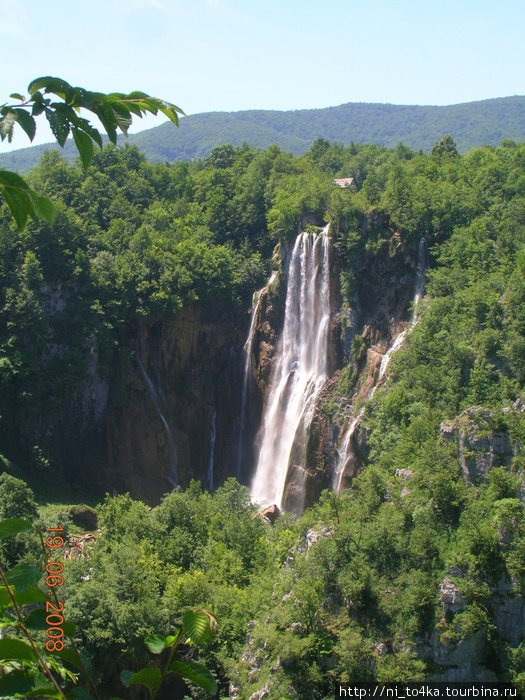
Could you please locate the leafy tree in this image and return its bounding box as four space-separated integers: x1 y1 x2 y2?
431 134 459 158
0 474 37 521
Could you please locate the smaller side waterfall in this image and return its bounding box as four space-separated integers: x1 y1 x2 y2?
377 238 428 381
333 238 428 492
333 412 363 492
236 271 277 478
206 411 216 492
137 358 178 487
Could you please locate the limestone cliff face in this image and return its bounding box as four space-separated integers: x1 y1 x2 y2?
22 295 248 503
104 303 247 503
21 221 424 507
247 224 421 509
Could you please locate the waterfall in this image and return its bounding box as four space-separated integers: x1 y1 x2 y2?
236 271 277 478
333 238 428 492
333 411 363 492
137 358 178 487
206 411 216 491
250 225 331 509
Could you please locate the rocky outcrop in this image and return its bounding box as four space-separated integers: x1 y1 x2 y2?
440 406 521 486
259 504 280 524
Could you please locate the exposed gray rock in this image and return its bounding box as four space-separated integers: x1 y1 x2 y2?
433 630 490 674
297 527 333 554
492 592 525 646
439 577 465 615
440 406 517 484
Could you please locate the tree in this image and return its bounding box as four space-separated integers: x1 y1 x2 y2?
431 134 458 158
0 77 183 230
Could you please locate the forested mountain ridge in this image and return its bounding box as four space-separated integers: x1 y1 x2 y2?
0 138 524 696
1 95 524 173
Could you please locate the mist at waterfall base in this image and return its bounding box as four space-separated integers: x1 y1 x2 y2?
249 225 331 511
333 237 428 493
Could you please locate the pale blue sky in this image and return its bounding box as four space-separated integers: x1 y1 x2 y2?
1 0 524 152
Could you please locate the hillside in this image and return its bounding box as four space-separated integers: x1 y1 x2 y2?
0 138 524 695
1 95 524 172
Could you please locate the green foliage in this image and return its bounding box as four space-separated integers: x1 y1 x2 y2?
1 76 183 230
0 513 217 699
1 125 525 695
120 612 218 697
0 475 38 521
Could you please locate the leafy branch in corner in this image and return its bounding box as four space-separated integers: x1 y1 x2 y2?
0 76 184 230
0 516 218 698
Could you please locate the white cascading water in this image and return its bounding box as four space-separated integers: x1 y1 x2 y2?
251 225 331 509
206 410 216 491
333 238 428 492
137 358 178 487
236 271 277 478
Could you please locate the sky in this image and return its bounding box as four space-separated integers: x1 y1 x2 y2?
1 0 524 152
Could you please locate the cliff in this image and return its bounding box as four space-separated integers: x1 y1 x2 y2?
246 221 421 511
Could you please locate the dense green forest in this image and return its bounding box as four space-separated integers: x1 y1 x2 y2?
2 95 525 174
0 136 524 697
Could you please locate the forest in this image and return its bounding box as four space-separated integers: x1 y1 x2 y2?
0 134 524 697
2 95 525 174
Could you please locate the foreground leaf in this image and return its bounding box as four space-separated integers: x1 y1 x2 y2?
62 619 76 636
24 607 46 629
121 667 161 692
0 171 55 231
119 670 134 688
0 518 32 539
5 564 40 593
0 668 32 698
0 637 37 663
57 647 85 672
72 128 94 168
170 660 217 694
14 586 48 605
182 609 215 644
0 585 13 608
144 633 166 654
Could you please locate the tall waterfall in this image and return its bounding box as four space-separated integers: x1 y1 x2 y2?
251 225 331 509
333 238 428 492
137 358 178 487
236 271 277 478
206 411 216 492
